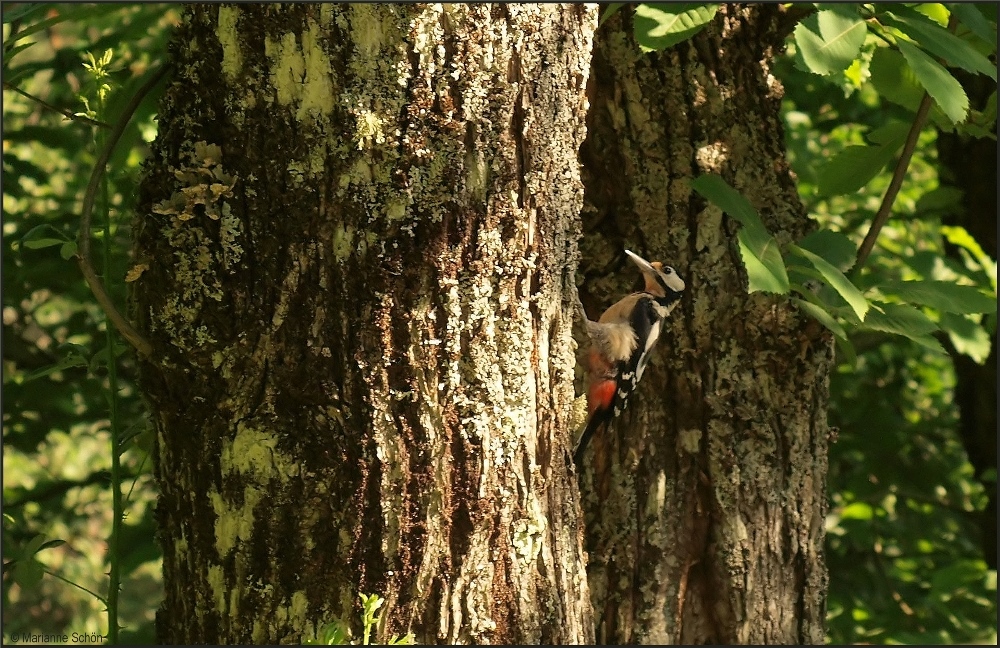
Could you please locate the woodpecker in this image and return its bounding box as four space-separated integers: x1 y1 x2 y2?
573 249 685 464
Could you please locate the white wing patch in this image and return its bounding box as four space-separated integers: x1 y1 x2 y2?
635 319 661 382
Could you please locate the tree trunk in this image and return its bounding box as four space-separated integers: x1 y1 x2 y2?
576 5 830 643
133 4 596 643
936 71 998 571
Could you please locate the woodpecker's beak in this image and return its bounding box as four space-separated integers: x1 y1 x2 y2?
624 249 657 275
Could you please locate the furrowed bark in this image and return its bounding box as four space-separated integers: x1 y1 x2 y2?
576 5 830 643
134 4 597 643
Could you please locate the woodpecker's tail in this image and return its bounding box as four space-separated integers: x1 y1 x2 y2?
573 410 608 465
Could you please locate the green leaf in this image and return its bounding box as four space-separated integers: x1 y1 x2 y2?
794 297 849 340
866 119 911 146
599 3 625 28
941 225 996 284
23 352 88 382
691 174 789 294
915 186 964 215
950 3 998 48
12 557 43 589
869 46 928 112
737 234 789 294
36 538 66 553
309 620 351 645
2 3 50 25
89 339 130 375
790 245 870 320
691 174 760 227
896 38 969 124
816 124 906 196
908 333 949 354
862 301 941 343
879 280 997 314
3 3 122 45
2 40 35 66
22 533 46 558
19 224 71 250
940 312 993 363
840 501 874 520
886 11 997 81
930 560 990 593
59 241 78 260
633 3 720 53
794 7 869 75
796 229 858 272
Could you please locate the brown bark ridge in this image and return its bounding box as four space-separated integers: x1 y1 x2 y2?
576 5 830 643
132 5 597 644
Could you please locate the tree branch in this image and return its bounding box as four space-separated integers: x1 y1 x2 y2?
76 65 170 360
853 15 959 272
853 93 934 271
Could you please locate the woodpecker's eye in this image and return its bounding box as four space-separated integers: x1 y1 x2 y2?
663 267 672 274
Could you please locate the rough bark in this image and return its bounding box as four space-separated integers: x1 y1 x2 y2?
576 5 830 643
133 4 596 643
936 71 998 570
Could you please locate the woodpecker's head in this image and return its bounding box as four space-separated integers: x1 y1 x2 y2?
625 249 685 302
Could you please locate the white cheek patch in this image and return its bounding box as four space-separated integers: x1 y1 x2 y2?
662 267 685 292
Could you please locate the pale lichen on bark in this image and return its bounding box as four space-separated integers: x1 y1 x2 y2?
138 4 598 644
578 5 829 644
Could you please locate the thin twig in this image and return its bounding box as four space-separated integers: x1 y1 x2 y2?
853 15 959 272
3 81 112 129
76 65 170 359
44 567 109 606
853 94 934 271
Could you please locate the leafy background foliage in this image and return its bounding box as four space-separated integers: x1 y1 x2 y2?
3 4 177 643
3 3 996 644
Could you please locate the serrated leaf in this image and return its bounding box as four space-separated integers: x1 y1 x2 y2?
692 174 789 294
907 332 949 354
940 312 993 363
862 301 940 337
790 245 870 320
796 230 858 272
794 8 868 75
887 11 997 80
869 46 927 112
950 3 998 49
633 3 719 53
879 280 997 314
897 38 969 124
